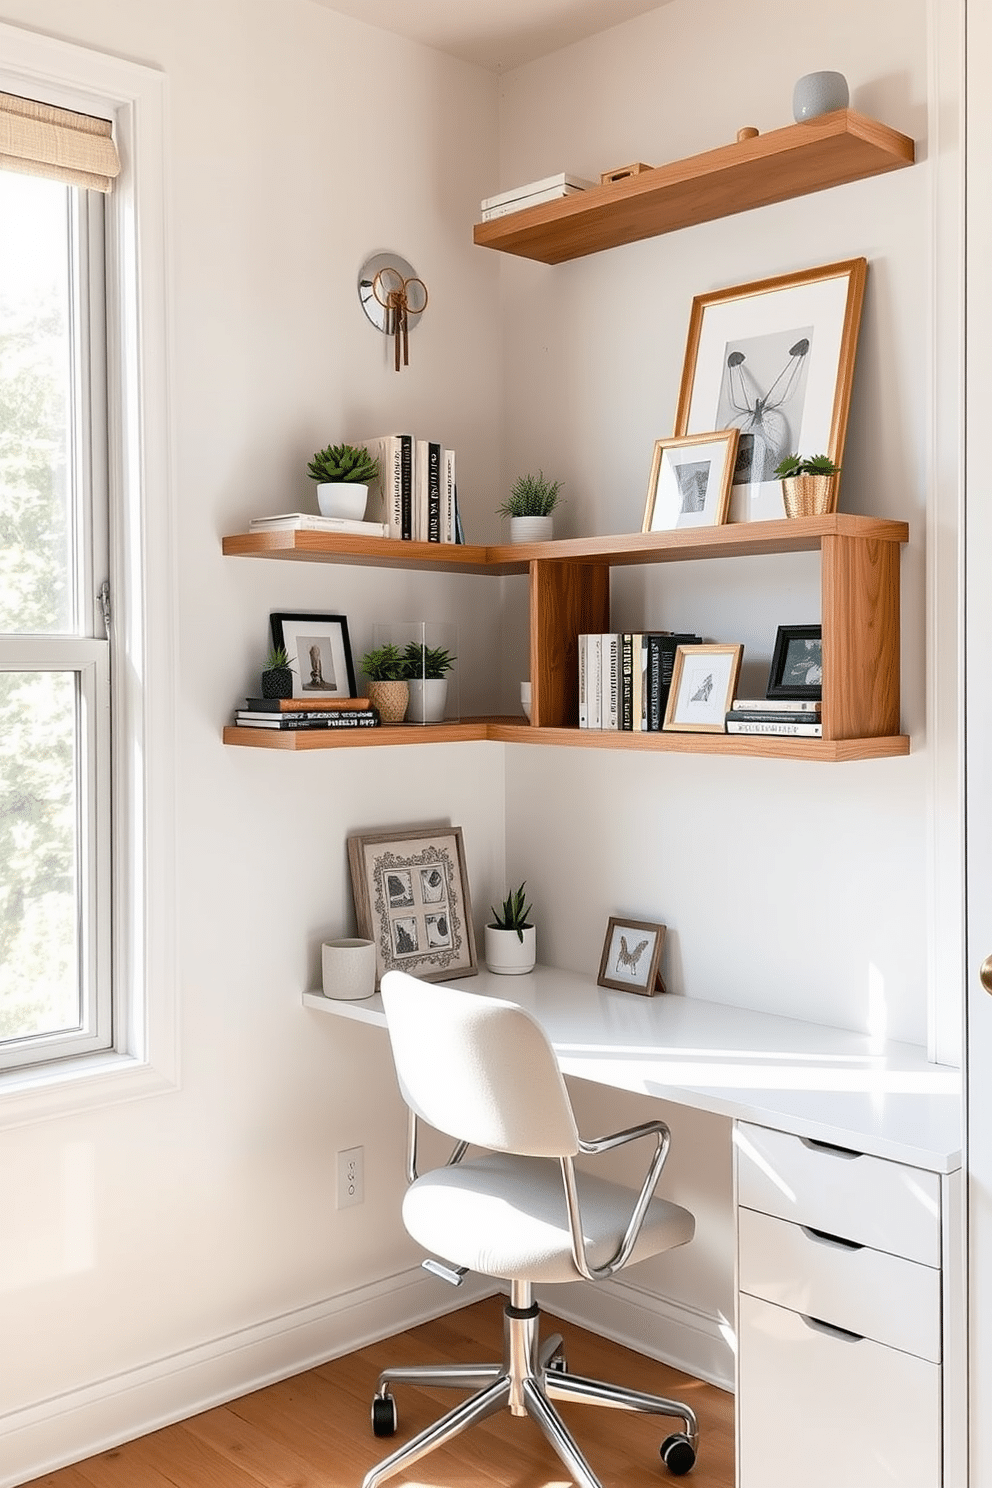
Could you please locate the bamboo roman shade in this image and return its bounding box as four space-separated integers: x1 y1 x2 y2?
0 90 120 192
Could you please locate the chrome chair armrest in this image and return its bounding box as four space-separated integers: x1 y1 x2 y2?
562 1119 673 1282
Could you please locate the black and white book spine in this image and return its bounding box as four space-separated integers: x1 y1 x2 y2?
620 634 634 730
728 709 825 725
443 449 456 542
602 633 620 731
725 719 822 737
426 441 442 542
731 698 822 713
399 434 414 541
237 708 373 723
589 634 603 729
236 712 381 729
359 436 403 539
578 634 588 728
634 635 647 731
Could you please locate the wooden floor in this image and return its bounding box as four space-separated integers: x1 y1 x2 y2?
26 1296 734 1488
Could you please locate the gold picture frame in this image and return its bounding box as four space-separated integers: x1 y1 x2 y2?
674 258 867 522
642 429 739 533
347 825 477 988
663 643 743 733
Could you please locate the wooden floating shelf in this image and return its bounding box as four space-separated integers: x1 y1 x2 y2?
473 110 915 264
222 513 907 573
224 718 909 762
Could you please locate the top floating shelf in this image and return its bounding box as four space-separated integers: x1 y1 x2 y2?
472 110 915 264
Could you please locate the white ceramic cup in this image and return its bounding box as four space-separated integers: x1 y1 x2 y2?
321 938 376 1000
520 681 532 720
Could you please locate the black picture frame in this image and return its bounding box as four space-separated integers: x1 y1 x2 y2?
767 624 823 700
270 612 357 700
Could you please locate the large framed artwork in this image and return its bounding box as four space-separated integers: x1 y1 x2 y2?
673 258 867 523
270 611 357 700
347 825 477 987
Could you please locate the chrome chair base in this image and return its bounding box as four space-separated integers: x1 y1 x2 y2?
362 1282 699 1488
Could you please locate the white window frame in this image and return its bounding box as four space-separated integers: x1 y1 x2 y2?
0 23 177 1122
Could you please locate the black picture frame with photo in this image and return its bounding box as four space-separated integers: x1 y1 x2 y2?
767 624 823 700
270 611 357 700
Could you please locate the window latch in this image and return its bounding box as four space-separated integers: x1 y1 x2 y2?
98 579 111 638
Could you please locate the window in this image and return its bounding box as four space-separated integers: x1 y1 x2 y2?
0 25 175 1114
0 167 111 1071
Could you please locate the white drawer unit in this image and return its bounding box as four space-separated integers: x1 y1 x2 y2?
735 1120 947 1488
738 1292 941 1488
735 1120 941 1264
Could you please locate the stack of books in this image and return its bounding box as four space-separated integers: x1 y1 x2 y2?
579 633 701 731
248 513 387 537
725 699 822 737
479 172 596 222
233 696 381 732
359 434 460 543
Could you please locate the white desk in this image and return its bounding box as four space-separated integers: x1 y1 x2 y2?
306 966 963 1486
304 964 961 1173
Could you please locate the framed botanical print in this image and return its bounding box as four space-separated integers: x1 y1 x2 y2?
347 825 477 987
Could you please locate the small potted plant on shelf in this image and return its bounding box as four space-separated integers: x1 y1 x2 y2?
498 470 562 543
307 442 380 521
402 641 456 724
484 882 536 975
772 453 841 518
359 642 411 724
261 645 295 699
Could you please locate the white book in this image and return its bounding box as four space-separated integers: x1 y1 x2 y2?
726 719 823 737
731 697 822 713
589 635 603 730
481 172 596 210
578 634 588 729
359 434 406 539
480 184 589 222
248 512 387 536
443 448 456 543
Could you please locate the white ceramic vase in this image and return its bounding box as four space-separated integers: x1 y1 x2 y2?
510 515 553 544
484 923 536 975
792 71 849 122
316 482 368 520
407 677 448 723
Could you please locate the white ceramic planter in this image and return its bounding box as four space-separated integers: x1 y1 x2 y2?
484 923 536 975
407 677 448 723
510 515 553 544
317 482 368 520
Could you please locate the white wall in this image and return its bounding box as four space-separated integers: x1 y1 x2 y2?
497 0 961 1381
0 3 508 1481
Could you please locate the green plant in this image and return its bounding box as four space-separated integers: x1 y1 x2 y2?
359 643 411 681
307 442 380 485
489 881 533 941
403 642 456 679
772 453 841 479
265 645 294 671
497 470 562 519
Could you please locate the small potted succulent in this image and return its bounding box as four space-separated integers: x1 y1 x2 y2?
261 645 295 699
403 641 456 724
773 453 841 518
359 642 411 724
307 442 380 521
498 470 562 543
484 882 536 975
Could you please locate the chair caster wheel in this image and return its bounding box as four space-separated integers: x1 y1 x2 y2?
371 1393 397 1437
548 1353 568 1373
660 1433 696 1476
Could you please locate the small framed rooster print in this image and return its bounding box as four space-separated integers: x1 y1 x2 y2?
597 917 667 996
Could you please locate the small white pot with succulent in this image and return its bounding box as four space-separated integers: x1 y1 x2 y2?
307 442 380 520
498 470 562 543
403 641 456 724
484 882 536 975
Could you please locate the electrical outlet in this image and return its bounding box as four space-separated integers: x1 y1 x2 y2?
336 1145 364 1208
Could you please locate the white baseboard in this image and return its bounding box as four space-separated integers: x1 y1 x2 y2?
0 1267 497 1488
535 1276 735 1393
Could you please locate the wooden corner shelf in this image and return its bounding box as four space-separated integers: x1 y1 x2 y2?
222 513 909 762
473 110 914 264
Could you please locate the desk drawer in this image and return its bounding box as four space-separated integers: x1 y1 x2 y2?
738 1206 940 1361
735 1121 940 1265
738 1292 941 1488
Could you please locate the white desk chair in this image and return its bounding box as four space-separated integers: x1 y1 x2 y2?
363 971 700 1488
